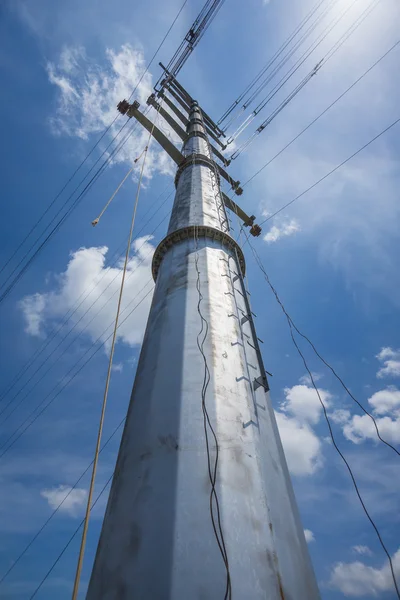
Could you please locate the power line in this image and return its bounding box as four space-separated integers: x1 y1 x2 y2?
0 284 155 460
259 117 400 225
227 0 366 145
0 232 162 427
71 99 163 600
217 0 332 126
242 38 400 187
28 472 115 600
0 118 139 305
0 187 173 408
0 416 126 585
0 0 187 279
245 234 400 599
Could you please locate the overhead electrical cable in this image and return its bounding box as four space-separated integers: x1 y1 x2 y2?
0 186 173 407
0 117 141 305
0 0 187 278
155 0 226 88
227 0 365 145
28 472 115 600
242 0 358 116
245 233 400 598
230 65 322 160
0 221 167 427
258 117 400 225
217 0 333 127
0 416 126 585
70 100 163 600
0 283 155 460
241 38 400 187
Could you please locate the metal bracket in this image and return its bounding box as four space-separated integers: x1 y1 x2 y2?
253 376 269 392
118 99 184 166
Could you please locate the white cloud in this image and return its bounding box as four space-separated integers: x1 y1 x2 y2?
352 545 372 556
304 529 315 543
299 372 323 386
275 411 322 476
376 347 400 379
274 383 331 476
19 237 155 349
46 44 176 179
281 384 331 425
263 219 300 243
330 409 352 425
18 293 47 337
334 387 400 445
41 485 87 517
329 548 400 597
367 387 400 415
111 362 124 373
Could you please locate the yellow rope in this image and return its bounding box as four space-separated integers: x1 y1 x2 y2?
71 101 162 600
91 146 148 227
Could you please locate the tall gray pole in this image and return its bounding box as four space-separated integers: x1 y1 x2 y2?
87 101 320 599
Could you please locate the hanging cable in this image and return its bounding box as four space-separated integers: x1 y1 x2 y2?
230 64 322 160
0 237 160 427
0 186 173 407
258 117 400 226
0 192 171 423
70 101 163 600
0 116 142 305
217 0 333 126
91 145 149 226
0 283 154 460
227 0 361 145
193 224 232 599
244 233 400 598
0 415 126 585
28 471 115 600
0 0 187 279
242 38 400 187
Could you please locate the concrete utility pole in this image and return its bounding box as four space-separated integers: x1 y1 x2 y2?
87 82 320 599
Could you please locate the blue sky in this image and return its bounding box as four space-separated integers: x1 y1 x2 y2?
0 0 399 597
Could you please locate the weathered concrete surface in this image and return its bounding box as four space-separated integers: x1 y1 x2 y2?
86 102 320 600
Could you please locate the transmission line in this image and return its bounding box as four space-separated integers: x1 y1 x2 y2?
245 233 400 598
0 416 126 585
0 283 155 459
28 472 115 600
70 98 163 600
258 117 400 225
217 0 333 126
242 38 400 187
227 0 371 146
0 187 172 407
0 0 187 280
0 234 161 427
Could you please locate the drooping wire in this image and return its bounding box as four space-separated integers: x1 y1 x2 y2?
217 0 332 126
230 65 321 160
258 117 400 226
28 471 115 600
0 415 126 585
0 0 187 278
227 0 364 145
0 284 155 460
0 117 140 305
242 39 400 187
0 186 173 407
244 234 400 598
70 101 164 600
0 230 165 428
193 224 232 599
